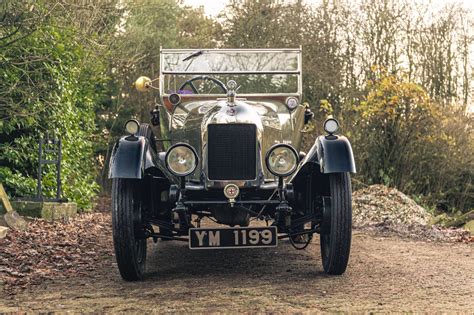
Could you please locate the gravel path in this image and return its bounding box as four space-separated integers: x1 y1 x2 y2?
1 229 473 313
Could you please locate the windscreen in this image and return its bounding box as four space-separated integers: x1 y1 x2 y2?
160 49 301 95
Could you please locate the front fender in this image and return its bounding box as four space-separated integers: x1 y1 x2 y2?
292 135 356 178
313 135 356 173
108 136 173 180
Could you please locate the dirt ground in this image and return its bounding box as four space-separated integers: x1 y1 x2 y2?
1 228 473 313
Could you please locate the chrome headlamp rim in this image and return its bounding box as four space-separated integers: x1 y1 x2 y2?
124 119 140 135
165 143 199 177
265 143 299 177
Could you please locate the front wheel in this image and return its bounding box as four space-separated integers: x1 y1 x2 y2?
320 172 352 275
112 178 147 281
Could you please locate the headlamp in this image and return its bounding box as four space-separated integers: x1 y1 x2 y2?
324 118 339 134
124 119 140 135
286 97 299 110
165 143 198 177
265 144 298 177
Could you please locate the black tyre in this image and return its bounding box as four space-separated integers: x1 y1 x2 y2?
112 178 147 281
320 172 352 275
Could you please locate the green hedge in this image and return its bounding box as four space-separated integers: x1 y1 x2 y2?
0 22 107 210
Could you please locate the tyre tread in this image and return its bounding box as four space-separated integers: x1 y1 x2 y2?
321 172 352 275
112 178 146 281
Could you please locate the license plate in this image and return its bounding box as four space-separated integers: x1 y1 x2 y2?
189 226 277 249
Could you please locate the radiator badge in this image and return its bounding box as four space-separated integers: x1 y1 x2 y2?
224 183 240 206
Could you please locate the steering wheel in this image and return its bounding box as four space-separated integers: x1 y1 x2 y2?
179 76 228 94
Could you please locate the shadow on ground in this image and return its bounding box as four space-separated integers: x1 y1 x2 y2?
145 239 324 281
1 233 473 312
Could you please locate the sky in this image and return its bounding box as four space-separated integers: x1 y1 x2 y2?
183 0 474 17
183 0 226 16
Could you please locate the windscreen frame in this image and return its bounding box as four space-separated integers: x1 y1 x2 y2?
159 47 303 98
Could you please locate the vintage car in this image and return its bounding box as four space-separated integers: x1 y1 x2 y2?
109 48 356 281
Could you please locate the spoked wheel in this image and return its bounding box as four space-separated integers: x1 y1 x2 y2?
112 178 147 281
320 172 352 275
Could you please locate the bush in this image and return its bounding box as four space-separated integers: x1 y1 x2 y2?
345 71 473 212
302 71 473 213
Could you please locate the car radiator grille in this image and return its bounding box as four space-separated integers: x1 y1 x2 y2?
207 124 257 180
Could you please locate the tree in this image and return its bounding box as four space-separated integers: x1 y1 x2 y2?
0 0 121 208
95 0 220 187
